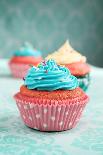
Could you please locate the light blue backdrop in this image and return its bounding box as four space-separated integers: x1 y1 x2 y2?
0 0 103 67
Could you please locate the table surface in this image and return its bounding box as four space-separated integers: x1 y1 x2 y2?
0 59 103 155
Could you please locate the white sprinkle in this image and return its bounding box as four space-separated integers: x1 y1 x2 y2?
38 77 42 80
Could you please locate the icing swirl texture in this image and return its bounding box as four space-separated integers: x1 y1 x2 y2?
24 60 78 91
14 42 41 57
46 40 86 64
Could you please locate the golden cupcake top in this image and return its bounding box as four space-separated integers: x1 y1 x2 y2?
46 40 86 64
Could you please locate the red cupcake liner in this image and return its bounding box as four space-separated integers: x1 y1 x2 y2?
14 93 89 131
9 63 30 78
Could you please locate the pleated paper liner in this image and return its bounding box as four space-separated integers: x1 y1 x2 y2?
9 63 30 78
14 93 89 131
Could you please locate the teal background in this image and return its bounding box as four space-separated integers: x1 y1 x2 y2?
0 0 103 67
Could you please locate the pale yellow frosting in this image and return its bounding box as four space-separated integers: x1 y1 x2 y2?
46 40 86 64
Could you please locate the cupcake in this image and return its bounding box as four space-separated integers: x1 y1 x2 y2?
14 60 89 131
9 42 42 78
46 40 90 91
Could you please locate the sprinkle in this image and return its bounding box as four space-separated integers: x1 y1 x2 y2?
45 70 48 73
36 68 39 71
61 64 65 67
37 64 41 67
23 77 25 81
38 77 42 80
60 79 64 82
42 61 46 66
29 64 33 67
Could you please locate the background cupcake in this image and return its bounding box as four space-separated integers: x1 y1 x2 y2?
9 42 43 78
46 40 90 91
14 60 89 131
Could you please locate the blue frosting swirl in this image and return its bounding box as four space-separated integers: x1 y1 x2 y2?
14 42 41 57
24 60 78 91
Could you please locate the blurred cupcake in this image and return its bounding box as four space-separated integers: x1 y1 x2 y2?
46 40 90 91
14 60 89 131
9 42 43 78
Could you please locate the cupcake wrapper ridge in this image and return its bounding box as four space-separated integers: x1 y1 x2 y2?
14 94 89 131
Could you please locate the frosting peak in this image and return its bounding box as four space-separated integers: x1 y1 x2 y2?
24 59 78 91
46 40 86 64
14 42 42 57
58 40 74 53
